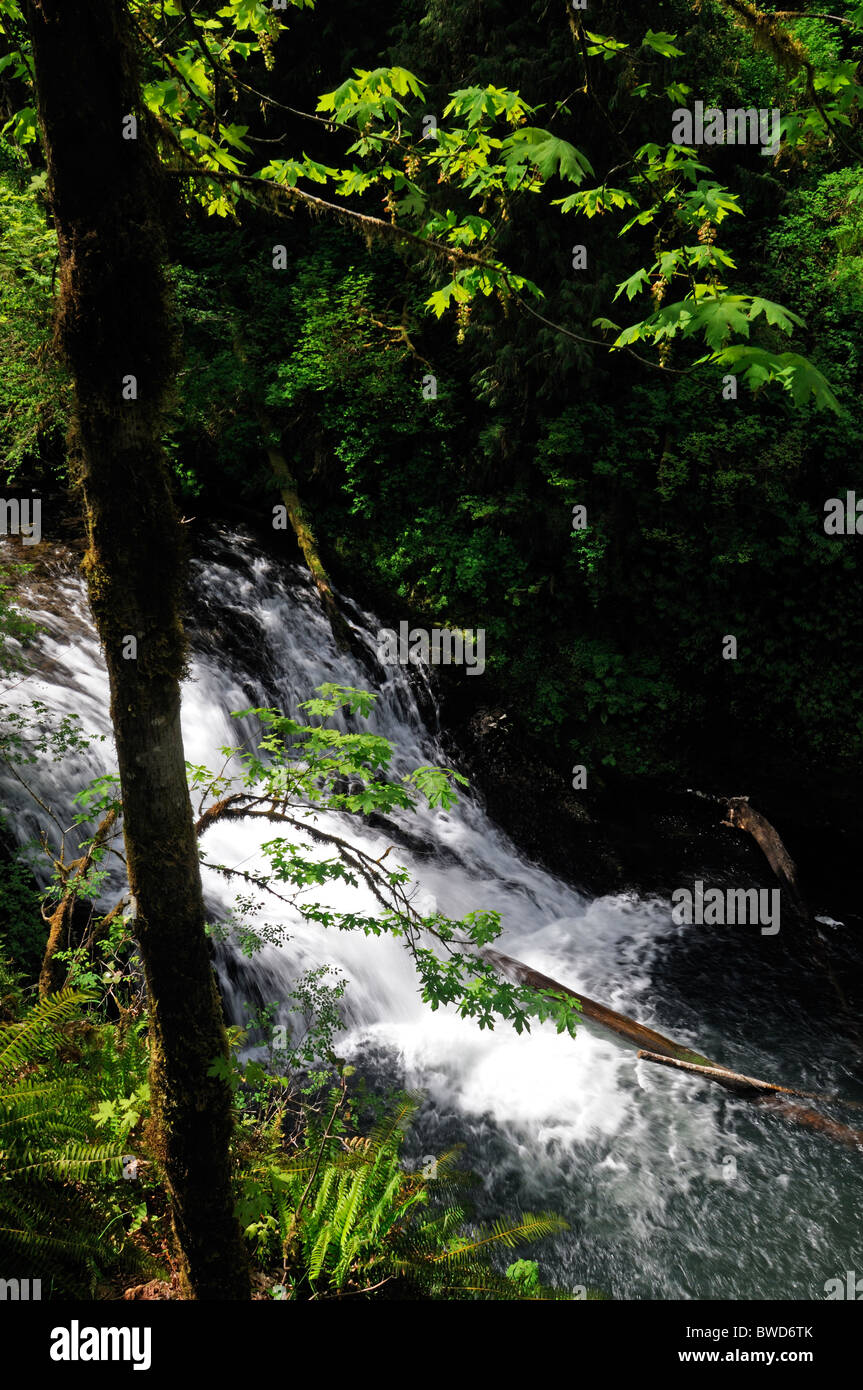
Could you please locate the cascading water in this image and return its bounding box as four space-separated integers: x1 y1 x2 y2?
2 525 861 1300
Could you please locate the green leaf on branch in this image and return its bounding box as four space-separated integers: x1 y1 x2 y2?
502 128 593 183
613 267 650 302
642 29 684 59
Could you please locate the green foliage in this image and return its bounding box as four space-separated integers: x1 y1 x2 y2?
0 989 152 1293
0 161 69 484
53 911 145 1010
237 1087 572 1299
0 699 99 763
0 854 42 980
2 3 850 403
0 560 36 675
194 684 582 1039
0 0 860 813
0 948 24 1022
210 981 576 1300
206 968 348 1095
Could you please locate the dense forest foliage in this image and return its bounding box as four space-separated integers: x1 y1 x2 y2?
0 0 861 1307
3 1 862 808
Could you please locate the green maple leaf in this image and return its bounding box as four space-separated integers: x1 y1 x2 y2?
504 128 593 183
778 354 841 412
684 295 751 351
747 297 806 333
642 29 684 58
613 267 650 302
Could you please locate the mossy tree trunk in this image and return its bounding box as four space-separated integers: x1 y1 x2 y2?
24 0 249 1299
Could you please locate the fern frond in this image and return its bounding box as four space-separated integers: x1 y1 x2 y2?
433 1211 569 1262
5 1140 125 1182
0 989 92 1076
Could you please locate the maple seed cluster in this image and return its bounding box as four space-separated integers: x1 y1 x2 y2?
651 276 668 307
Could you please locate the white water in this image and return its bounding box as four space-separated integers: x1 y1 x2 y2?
2 526 861 1300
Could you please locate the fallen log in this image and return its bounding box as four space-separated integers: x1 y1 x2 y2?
482 947 714 1066
482 947 863 1150
636 1049 863 1110
639 1051 863 1150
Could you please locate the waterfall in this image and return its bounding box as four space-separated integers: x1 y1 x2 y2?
2 525 861 1300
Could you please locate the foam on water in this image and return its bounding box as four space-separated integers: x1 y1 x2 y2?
2 527 860 1299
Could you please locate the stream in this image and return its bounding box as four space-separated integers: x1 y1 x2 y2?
2 524 861 1300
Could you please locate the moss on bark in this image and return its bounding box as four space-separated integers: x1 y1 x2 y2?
25 0 249 1299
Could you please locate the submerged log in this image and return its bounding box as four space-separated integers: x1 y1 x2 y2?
639 1051 863 1149
636 1049 863 1110
482 947 863 1149
635 1049 796 1096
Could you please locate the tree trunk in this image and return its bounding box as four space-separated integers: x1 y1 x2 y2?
267 444 354 650
24 0 249 1299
